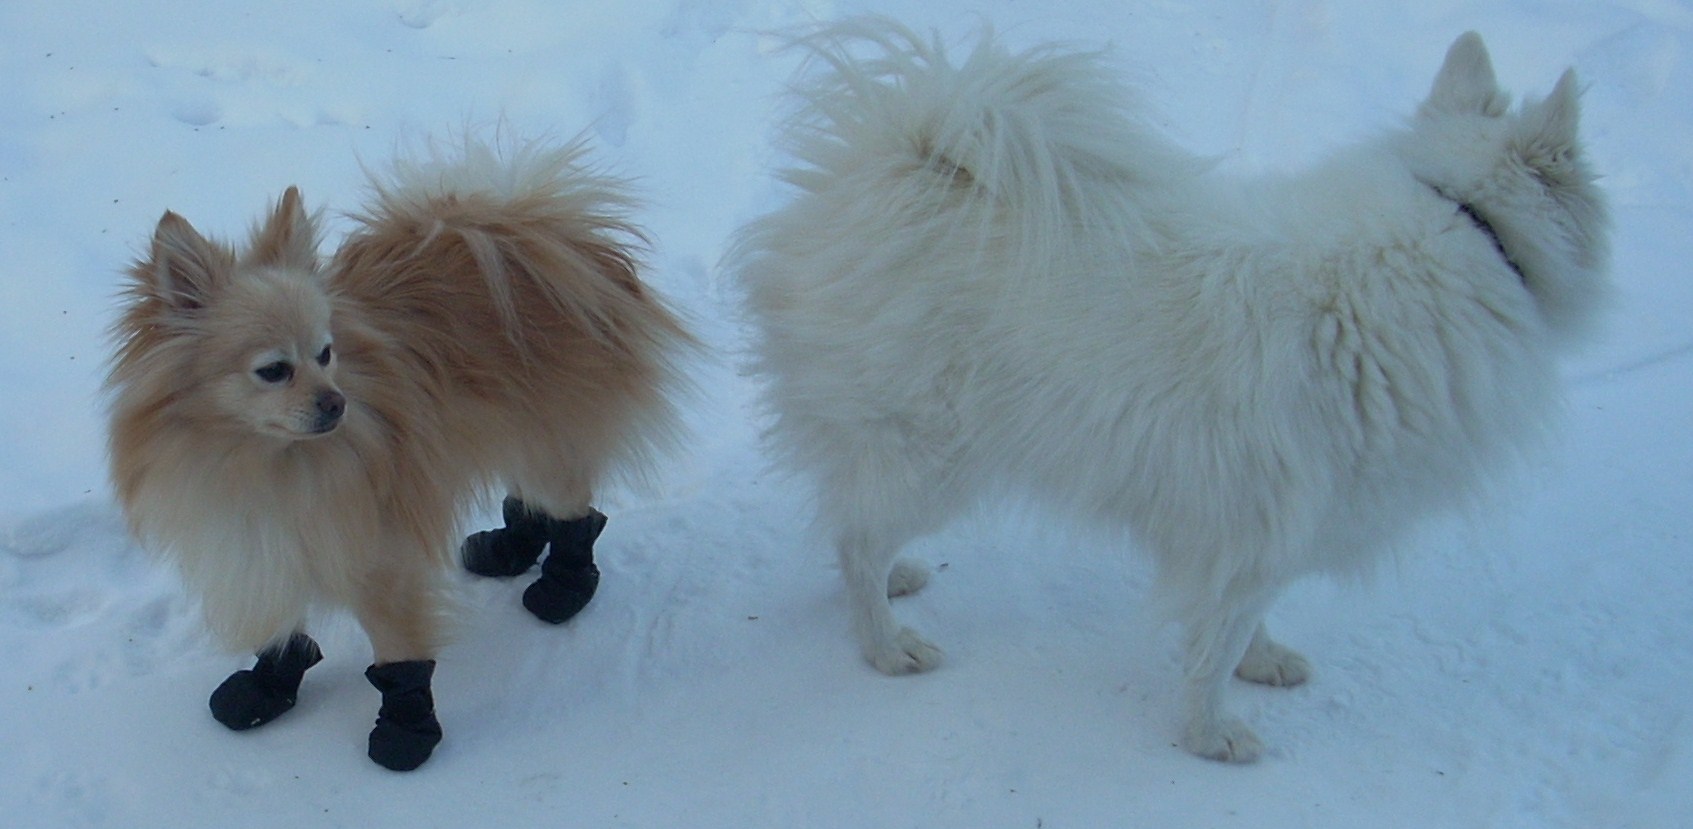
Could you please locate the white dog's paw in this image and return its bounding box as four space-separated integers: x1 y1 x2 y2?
886 558 930 598
1234 640 1312 687
866 627 943 675
1182 714 1264 763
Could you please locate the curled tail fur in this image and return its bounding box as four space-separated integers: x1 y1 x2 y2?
765 18 1200 272
346 136 689 358
334 136 692 487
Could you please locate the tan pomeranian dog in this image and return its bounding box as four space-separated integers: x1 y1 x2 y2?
107 137 690 771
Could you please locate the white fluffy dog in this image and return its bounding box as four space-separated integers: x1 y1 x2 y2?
734 20 1609 762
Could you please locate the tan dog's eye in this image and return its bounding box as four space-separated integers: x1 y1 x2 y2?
316 345 333 367
255 362 294 384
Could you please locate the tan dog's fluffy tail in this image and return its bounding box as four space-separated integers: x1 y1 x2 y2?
345 137 689 359
332 136 693 495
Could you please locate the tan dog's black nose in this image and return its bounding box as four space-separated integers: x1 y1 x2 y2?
313 390 346 432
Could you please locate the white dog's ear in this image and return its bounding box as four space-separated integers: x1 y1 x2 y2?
1524 68 1582 148
1424 31 1507 117
148 211 234 311
245 186 318 271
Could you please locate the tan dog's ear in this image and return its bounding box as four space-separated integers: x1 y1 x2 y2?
245 186 319 271
148 211 235 311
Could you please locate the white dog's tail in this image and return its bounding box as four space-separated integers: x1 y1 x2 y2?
762 18 1200 274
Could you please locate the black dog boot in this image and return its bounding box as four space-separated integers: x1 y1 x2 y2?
461 496 550 578
365 659 443 772
521 508 606 625
209 632 323 731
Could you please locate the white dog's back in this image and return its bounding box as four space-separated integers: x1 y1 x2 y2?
736 19 1609 762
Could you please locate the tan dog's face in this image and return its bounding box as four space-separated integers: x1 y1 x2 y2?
201 273 345 440
134 186 346 442
244 337 344 438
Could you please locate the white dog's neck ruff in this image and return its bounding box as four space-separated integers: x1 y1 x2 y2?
1437 187 1525 282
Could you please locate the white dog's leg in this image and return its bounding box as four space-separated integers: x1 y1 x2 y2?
886 557 931 597
839 534 943 674
1178 592 1274 763
1234 622 1312 687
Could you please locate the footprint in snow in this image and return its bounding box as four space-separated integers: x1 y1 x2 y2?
5 589 109 630
169 99 222 127
29 770 113 826
590 63 637 148
144 45 343 129
392 0 459 30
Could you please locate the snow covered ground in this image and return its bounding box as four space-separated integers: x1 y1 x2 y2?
2 0 1690 826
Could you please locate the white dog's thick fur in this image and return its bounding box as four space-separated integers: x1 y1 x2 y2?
735 20 1609 762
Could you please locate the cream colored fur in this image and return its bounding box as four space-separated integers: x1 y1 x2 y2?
735 21 1609 762
108 137 690 664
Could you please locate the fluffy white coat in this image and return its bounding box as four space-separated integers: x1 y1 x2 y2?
734 20 1609 762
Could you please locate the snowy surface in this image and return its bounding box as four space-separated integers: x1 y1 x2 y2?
2 1 1690 827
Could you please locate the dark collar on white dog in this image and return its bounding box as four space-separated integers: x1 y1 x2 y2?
1436 188 1525 283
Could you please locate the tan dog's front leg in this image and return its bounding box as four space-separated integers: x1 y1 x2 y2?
354 560 446 771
